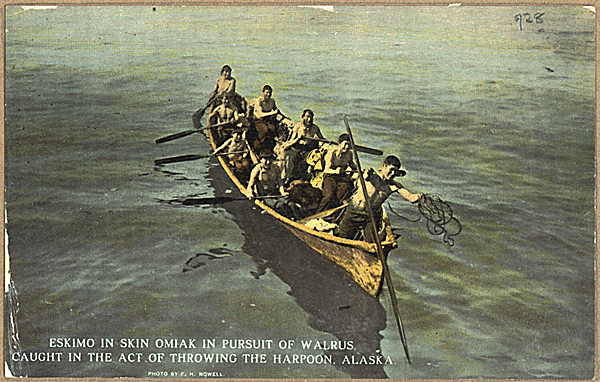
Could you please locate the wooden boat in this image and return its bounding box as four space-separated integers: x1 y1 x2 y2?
206 126 398 298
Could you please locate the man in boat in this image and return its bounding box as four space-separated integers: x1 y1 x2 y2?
245 150 287 200
213 65 236 96
281 109 325 184
248 85 282 152
316 133 357 212
207 94 242 143
213 129 256 180
192 65 247 129
245 150 301 219
250 85 280 121
334 155 422 243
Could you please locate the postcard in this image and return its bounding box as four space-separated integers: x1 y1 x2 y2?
3 5 595 380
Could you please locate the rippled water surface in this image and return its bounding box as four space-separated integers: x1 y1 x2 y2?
4 5 595 379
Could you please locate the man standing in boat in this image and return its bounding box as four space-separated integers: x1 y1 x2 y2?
212 65 237 98
334 155 422 242
316 133 357 212
281 109 325 184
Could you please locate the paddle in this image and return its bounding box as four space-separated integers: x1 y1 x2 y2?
343 115 411 364
154 151 248 166
305 137 383 156
196 93 217 121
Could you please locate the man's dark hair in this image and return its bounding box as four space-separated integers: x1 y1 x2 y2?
338 133 351 143
301 109 314 118
221 65 232 74
262 84 273 92
384 155 401 169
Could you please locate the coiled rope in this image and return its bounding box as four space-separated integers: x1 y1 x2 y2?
388 193 462 246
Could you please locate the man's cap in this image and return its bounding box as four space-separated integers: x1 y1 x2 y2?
385 155 406 177
338 133 351 143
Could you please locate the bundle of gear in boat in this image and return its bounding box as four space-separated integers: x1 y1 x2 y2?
185 65 461 246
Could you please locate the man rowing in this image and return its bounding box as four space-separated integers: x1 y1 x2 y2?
245 150 287 200
334 155 422 243
250 85 280 121
245 150 303 219
249 85 282 152
213 129 255 180
281 109 325 183
192 65 246 129
207 94 241 143
316 133 357 212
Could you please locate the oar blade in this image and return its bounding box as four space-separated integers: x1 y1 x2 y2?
181 196 239 205
154 154 207 166
355 145 383 156
155 129 198 144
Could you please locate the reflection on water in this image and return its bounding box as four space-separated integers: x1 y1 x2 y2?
208 160 389 379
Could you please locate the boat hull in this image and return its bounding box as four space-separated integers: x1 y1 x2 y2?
283 224 385 297
207 128 394 298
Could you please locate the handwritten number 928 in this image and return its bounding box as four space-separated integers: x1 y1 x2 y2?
514 12 544 30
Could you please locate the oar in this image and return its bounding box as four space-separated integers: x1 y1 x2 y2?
154 154 209 166
154 151 248 166
305 137 383 156
192 93 218 129
155 120 236 145
298 202 349 224
195 93 217 121
155 129 198 144
180 195 280 205
343 115 411 364
156 95 218 144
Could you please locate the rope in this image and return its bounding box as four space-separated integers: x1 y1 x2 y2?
387 193 462 246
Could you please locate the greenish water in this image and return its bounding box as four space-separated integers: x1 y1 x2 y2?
5 5 595 379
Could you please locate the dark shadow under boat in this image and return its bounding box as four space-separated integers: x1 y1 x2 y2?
207 158 390 379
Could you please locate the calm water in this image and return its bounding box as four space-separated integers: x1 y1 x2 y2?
4 6 595 379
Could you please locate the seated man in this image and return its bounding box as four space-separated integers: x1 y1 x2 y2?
245 150 287 200
251 85 280 120
245 151 302 219
213 129 255 180
192 65 237 129
207 94 241 143
249 85 281 152
334 155 422 243
316 133 357 212
210 65 247 117
281 109 325 183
